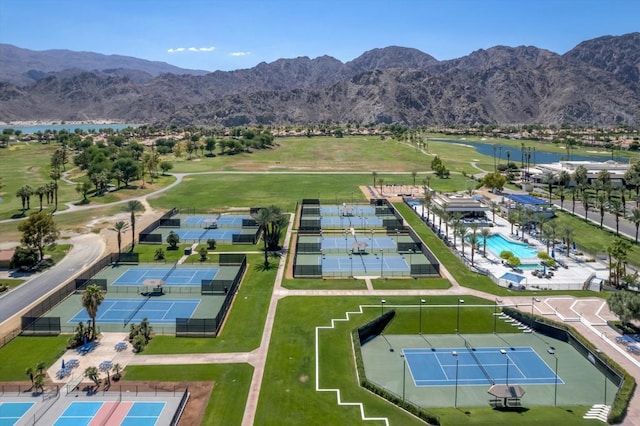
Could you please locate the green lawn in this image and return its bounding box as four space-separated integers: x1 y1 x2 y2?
555 211 640 267
0 336 69 381
143 254 275 354
0 278 25 290
124 363 253 426
371 277 452 290
282 278 368 290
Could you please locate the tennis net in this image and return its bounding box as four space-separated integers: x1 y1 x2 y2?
464 339 495 385
123 294 151 327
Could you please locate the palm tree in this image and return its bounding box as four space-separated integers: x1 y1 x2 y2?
610 199 623 236
82 284 105 340
422 190 433 222
25 367 35 386
111 221 129 257
541 222 553 255
252 205 288 267
596 193 607 228
507 211 518 235
411 170 417 186
35 185 46 211
542 172 556 204
560 224 575 257
16 185 30 214
450 214 463 249
124 200 145 250
469 223 480 266
490 201 500 224
459 226 469 257
480 228 491 257
372 171 378 188
582 191 592 222
378 177 385 195
49 169 61 210
84 366 101 389
630 207 640 243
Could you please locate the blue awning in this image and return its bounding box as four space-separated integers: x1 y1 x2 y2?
499 272 526 283
505 194 549 205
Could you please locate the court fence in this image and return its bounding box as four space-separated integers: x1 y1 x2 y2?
176 254 247 337
170 387 190 426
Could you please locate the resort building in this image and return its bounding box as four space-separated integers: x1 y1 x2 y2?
526 160 630 187
431 193 490 220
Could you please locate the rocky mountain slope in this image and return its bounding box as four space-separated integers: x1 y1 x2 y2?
0 33 638 126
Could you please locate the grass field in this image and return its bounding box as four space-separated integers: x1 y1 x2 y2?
0 335 69 381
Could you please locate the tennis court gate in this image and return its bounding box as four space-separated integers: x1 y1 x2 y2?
176 254 247 337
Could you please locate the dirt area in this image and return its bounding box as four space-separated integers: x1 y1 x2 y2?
2 380 213 426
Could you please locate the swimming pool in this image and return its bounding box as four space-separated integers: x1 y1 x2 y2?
481 234 539 259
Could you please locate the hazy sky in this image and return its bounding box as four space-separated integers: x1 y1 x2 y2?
1 0 638 72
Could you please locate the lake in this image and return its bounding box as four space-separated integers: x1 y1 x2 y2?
0 123 139 134
430 138 622 164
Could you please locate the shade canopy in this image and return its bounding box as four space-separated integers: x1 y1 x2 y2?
488 384 526 398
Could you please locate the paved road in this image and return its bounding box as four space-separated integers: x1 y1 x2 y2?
0 233 105 322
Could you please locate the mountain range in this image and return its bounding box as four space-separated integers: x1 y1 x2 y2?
0 33 639 127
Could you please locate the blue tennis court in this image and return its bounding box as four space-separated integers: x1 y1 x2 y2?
53 401 165 426
321 236 396 251
320 216 383 227
173 228 241 242
69 298 200 324
113 267 219 286
181 215 219 227
320 205 376 216
0 402 35 426
403 346 563 386
181 215 250 227
322 254 409 273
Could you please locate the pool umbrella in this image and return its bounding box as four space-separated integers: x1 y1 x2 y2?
551 249 555 259
61 359 65 369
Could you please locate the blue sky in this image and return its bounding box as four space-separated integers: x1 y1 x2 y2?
1 0 638 72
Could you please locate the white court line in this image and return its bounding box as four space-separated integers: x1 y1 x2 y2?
315 304 390 425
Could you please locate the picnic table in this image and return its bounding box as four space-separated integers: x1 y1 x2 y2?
115 342 128 351
56 368 71 379
99 361 113 372
66 359 79 368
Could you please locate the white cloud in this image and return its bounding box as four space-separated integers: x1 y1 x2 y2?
230 51 251 57
168 46 215 54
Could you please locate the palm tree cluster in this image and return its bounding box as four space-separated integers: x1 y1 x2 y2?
25 361 47 393
252 205 288 267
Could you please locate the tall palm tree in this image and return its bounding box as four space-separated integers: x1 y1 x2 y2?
35 185 46 211
124 200 145 250
560 224 575 257
610 199 623 236
82 284 105 340
542 172 556 204
480 228 491 257
450 214 463 249
631 207 640 243
111 221 129 257
252 205 288 267
16 185 31 214
459 226 469 257
490 201 500 224
582 191 592 222
49 169 61 211
596 193 607 228
469 223 480 266
372 171 378 188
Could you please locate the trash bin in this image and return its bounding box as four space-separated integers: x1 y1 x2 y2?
184 248 192 255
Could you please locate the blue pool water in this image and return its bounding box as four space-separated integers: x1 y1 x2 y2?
481 234 538 259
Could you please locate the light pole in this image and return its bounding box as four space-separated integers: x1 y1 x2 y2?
547 348 558 406
500 349 509 386
531 297 535 316
381 251 384 277
401 354 406 403
493 298 498 333
345 230 348 254
381 299 386 316
452 351 459 408
349 254 353 278
419 299 426 334
456 299 464 333
395 228 399 248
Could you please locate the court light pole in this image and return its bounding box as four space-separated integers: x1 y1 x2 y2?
349 254 353 278
381 299 386 316
401 354 406 403
419 299 426 334
500 349 509 386
531 297 535 316
547 348 558 406
493 298 498 333
456 299 464 334
381 251 384 277
452 351 459 408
